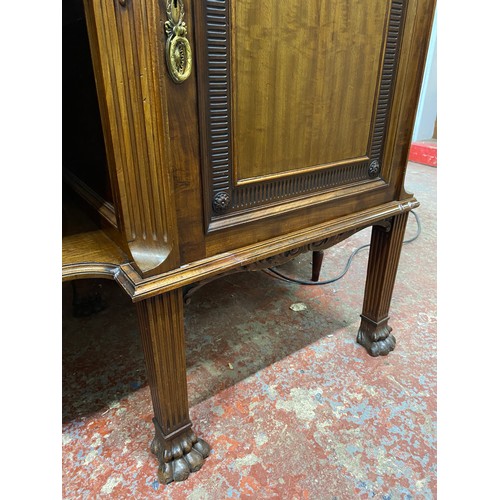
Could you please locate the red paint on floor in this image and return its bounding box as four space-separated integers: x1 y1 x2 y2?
409 140 437 167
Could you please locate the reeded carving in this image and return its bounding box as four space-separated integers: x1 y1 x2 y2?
369 1 406 163
165 0 192 83
150 420 210 484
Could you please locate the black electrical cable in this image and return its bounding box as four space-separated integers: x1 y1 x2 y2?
263 209 421 286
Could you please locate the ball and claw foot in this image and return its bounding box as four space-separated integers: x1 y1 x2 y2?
356 317 396 357
150 428 211 485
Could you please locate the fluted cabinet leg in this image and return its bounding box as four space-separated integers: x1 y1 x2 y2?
357 212 409 356
136 290 210 484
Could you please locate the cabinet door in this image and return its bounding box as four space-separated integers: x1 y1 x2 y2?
195 0 408 232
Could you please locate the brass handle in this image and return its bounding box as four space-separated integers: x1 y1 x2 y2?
165 0 192 84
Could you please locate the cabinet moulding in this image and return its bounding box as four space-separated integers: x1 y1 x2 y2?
63 197 418 301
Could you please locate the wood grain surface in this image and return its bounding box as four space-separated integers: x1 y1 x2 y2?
83 0 180 276
62 0 436 486
231 0 389 182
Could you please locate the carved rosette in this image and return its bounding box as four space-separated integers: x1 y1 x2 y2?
368 160 381 178
212 192 231 213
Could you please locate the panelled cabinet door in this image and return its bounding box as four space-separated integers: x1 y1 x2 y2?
194 0 407 232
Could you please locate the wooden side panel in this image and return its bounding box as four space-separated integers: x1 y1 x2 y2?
232 0 389 182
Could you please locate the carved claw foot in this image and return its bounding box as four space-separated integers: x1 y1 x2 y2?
356 316 396 356
150 421 211 484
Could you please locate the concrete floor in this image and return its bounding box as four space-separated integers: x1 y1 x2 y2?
62 162 436 499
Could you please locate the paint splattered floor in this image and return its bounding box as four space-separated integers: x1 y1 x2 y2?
62 162 436 499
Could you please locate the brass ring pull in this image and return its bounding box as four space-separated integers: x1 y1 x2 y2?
165 0 192 84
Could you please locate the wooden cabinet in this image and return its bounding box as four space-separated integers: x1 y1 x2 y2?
62 0 435 485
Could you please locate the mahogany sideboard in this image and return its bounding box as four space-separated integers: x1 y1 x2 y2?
62 0 436 485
